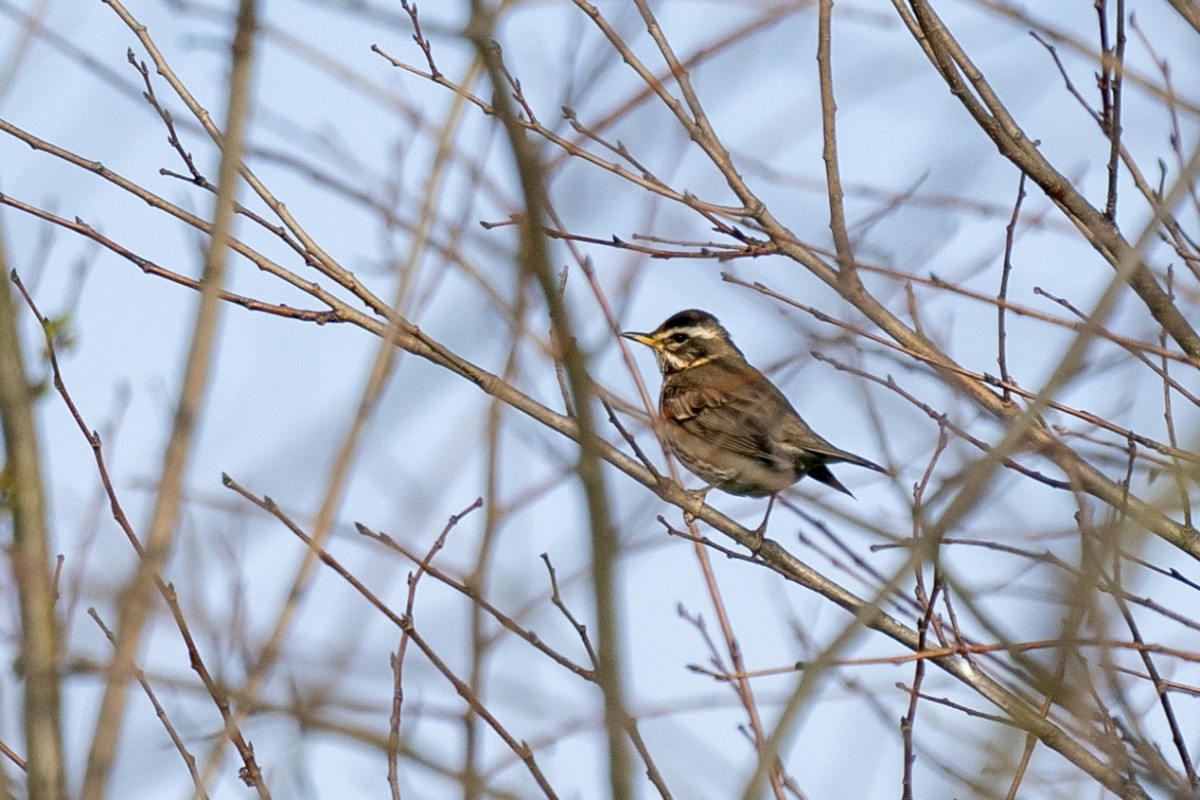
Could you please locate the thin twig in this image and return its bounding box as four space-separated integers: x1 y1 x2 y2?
540 553 599 669
392 498 484 797
9 272 269 798
901 425 949 800
87 609 209 799
997 173 1027 399
356 524 595 680
225 477 559 797
1098 0 1127 221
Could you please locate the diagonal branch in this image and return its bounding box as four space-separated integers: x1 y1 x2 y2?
897 0 1200 360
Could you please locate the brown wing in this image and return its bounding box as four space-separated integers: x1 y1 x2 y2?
661 359 792 466
663 358 888 474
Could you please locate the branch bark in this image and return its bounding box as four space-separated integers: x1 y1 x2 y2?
0 242 65 798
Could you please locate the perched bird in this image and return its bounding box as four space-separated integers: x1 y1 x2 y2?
623 309 886 540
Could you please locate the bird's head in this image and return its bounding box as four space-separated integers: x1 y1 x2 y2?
622 309 745 374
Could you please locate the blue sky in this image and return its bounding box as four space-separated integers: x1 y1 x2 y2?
2 1 1199 797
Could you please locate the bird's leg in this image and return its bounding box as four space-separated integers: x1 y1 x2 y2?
749 494 777 551
682 484 714 524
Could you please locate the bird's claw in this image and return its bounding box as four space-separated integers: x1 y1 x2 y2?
748 524 766 553
746 494 776 553
682 485 712 524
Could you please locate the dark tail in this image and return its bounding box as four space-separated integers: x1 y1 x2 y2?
806 464 856 497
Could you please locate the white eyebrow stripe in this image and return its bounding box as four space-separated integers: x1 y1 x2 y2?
661 325 718 340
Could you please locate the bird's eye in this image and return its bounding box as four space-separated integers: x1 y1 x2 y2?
669 332 688 344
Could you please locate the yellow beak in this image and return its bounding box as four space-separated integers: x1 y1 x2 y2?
621 331 657 348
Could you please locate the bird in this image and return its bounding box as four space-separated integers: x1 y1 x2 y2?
622 308 886 543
